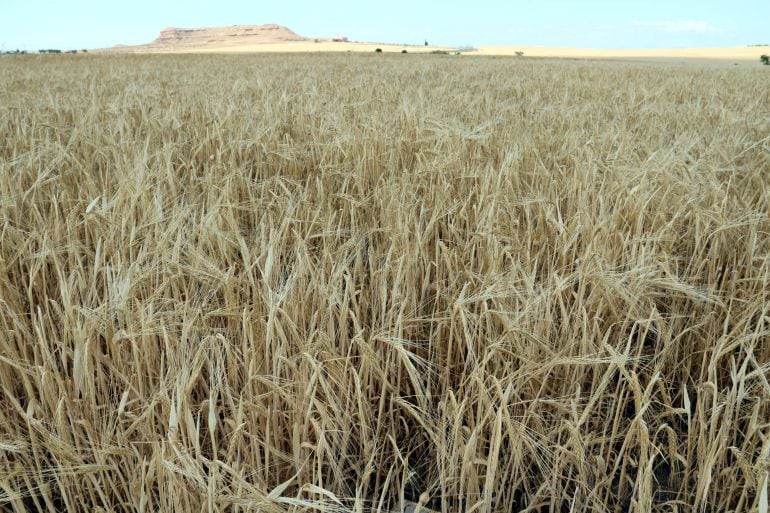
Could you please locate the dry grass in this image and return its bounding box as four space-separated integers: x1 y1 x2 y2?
107 40 770 64
1 53 769 513
470 46 770 62
116 41 456 55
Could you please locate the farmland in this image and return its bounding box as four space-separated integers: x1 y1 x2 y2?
1 54 769 512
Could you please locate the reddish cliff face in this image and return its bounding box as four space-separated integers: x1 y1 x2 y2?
150 24 308 47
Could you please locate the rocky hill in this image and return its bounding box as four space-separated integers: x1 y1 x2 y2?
149 24 308 48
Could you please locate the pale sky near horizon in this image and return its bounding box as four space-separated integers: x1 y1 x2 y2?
1 0 768 51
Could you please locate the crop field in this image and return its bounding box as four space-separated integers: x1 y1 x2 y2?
0 54 769 513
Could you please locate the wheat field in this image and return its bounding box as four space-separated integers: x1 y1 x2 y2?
1 54 769 513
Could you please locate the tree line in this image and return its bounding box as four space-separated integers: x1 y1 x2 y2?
1 49 89 55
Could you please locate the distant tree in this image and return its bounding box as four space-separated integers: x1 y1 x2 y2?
515 51 525 57
761 54 770 65
424 40 429 46
82 49 88 53
401 49 407 54
375 48 382 53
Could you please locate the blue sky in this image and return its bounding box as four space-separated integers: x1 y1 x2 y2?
1 1 768 51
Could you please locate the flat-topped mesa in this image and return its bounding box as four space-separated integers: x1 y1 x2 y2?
151 24 308 47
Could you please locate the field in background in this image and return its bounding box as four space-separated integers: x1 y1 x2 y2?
112 41 457 55
103 41 770 65
473 45 770 61
1 54 769 513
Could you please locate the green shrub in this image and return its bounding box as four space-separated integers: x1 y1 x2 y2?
375 48 382 53
401 49 407 54
430 50 449 55
761 54 769 65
